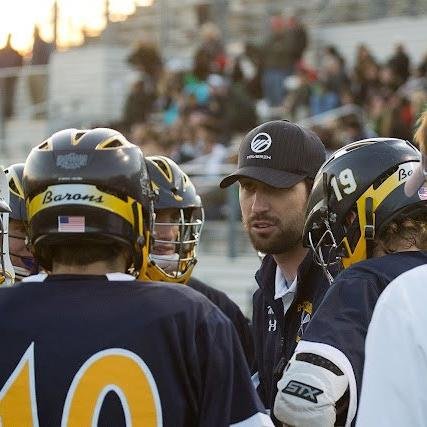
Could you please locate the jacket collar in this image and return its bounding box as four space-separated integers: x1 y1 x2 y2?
255 251 326 299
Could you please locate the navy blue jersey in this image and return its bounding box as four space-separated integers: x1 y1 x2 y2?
188 277 255 370
0 274 270 427
300 251 427 426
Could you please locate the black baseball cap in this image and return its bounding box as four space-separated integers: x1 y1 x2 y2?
220 120 326 188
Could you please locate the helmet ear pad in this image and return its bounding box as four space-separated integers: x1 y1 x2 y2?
4 163 26 222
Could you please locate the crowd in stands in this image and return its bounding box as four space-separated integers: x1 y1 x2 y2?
1 17 426 169
119 16 427 166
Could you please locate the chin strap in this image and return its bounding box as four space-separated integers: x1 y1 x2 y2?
150 253 180 272
364 197 375 259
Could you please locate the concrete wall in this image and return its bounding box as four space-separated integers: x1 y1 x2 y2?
48 45 137 132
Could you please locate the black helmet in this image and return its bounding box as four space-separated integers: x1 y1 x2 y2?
4 163 38 280
4 163 26 221
141 155 204 284
23 128 154 272
304 138 425 273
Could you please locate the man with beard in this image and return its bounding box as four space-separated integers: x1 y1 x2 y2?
220 120 331 423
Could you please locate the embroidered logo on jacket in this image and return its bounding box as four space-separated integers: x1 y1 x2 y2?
296 301 313 342
266 305 277 332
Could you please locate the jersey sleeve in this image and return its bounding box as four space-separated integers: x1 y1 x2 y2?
188 278 255 370
196 306 273 427
356 277 427 426
298 275 381 425
219 302 255 372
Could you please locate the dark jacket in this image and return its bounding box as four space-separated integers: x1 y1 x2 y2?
188 277 255 370
252 252 333 423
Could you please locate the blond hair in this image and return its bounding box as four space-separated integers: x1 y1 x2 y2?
414 111 427 154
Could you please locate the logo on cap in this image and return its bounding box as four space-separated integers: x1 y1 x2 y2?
418 186 427 200
251 133 272 153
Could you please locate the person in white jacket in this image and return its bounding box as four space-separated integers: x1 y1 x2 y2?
356 264 427 426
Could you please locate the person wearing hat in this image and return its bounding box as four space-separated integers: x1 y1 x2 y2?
220 119 332 423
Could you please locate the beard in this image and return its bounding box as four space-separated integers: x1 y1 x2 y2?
244 211 305 254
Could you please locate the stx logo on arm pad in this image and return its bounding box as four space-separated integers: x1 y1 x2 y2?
282 380 323 403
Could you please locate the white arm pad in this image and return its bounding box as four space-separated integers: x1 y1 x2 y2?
274 352 348 427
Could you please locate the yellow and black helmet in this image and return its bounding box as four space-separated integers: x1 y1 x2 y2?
4 163 26 221
141 155 204 284
304 138 426 271
5 163 38 280
23 128 155 272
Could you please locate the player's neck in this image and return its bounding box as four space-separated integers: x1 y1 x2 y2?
273 245 308 283
373 241 420 257
51 260 127 275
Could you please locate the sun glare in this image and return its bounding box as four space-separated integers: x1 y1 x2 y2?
0 0 154 54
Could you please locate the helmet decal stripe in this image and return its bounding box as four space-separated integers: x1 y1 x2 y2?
342 161 418 267
27 184 137 226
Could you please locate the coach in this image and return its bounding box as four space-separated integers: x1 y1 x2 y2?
220 119 332 424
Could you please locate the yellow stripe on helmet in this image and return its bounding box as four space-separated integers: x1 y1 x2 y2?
27 183 137 225
342 161 418 267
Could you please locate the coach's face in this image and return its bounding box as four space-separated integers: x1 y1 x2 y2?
239 177 309 254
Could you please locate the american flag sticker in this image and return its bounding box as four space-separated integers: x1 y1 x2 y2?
58 216 85 232
418 186 427 200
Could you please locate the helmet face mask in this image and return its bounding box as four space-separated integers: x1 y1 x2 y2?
142 156 204 284
0 168 14 285
4 163 37 280
23 128 154 273
149 206 204 282
304 138 427 278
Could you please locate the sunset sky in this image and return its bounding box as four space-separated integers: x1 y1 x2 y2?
0 0 153 54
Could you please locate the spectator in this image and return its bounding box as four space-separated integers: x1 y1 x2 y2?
28 25 54 114
228 66 258 133
128 40 163 80
196 22 226 74
122 79 155 130
0 34 23 118
283 64 316 120
261 14 295 106
387 42 411 85
380 94 413 140
286 15 308 66
320 45 349 94
352 44 379 105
